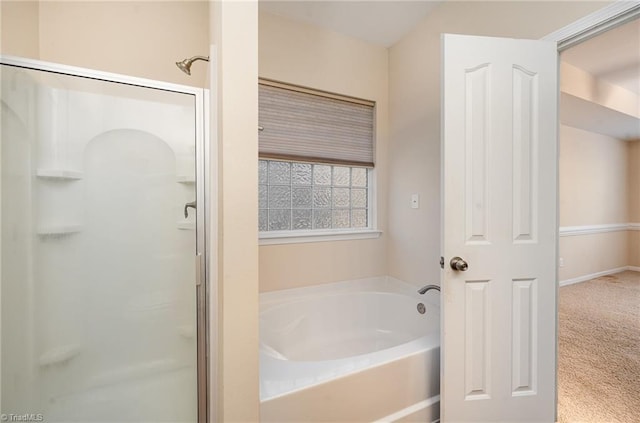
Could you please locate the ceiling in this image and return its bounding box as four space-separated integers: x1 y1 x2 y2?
561 18 640 140
259 1 442 47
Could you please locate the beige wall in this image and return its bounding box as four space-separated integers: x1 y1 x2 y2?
629 141 640 222
1 1 40 57
558 127 638 280
387 1 610 286
559 125 628 226
1 1 209 87
210 1 260 421
559 231 629 281
258 12 389 292
630 232 640 267
629 141 640 267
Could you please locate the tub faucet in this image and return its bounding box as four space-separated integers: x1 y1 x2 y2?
418 284 440 295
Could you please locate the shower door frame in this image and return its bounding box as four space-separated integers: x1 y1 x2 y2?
0 55 212 423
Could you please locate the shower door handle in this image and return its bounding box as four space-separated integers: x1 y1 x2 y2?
184 201 196 218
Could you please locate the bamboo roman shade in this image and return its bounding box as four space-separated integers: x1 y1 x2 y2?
258 81 375 167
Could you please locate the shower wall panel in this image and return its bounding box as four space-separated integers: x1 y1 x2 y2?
1 67 37 412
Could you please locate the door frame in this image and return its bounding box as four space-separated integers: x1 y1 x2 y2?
0 55 214 423
542 1 640 51
539 0 639 418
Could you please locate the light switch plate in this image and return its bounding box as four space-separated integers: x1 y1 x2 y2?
411 194 419 209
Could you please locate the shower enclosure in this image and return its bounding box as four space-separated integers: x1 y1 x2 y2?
0 56 209 422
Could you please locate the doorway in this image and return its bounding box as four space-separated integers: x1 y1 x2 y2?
556 17 640 422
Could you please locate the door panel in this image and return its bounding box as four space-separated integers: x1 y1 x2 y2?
442 34 558 422
1 63 201 422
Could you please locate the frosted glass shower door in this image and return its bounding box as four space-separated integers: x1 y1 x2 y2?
1 61 204 422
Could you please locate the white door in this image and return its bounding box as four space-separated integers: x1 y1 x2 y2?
441 34 558 422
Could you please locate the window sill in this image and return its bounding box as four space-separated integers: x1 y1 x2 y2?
259 228 382 246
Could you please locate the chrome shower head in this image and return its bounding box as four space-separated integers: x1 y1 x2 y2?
175 55 209 76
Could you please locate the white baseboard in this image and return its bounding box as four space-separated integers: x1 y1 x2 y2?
560 266 638 287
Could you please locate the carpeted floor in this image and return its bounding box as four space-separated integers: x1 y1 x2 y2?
558 270 640 423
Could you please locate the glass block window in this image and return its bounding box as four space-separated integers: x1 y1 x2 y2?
259 159 368 232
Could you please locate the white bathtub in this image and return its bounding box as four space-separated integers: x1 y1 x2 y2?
260 276 441 422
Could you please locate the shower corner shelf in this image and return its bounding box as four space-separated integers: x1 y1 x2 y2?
39 344 81 367
37 224 83 236
176 175 195 184
37 169 84 180
177 222 195 230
